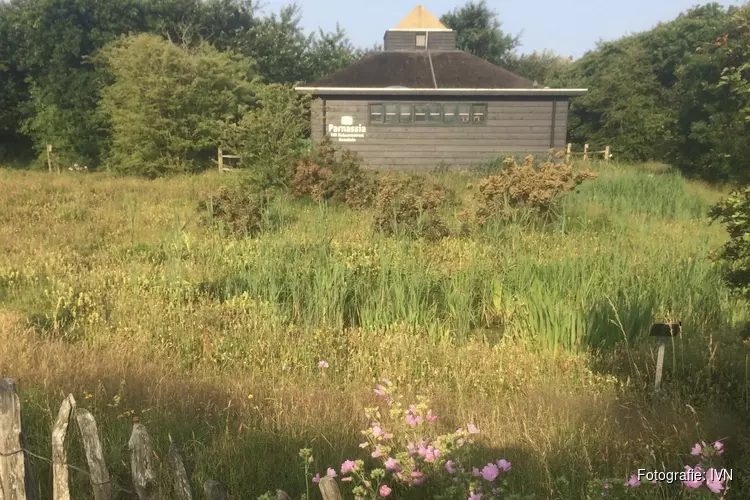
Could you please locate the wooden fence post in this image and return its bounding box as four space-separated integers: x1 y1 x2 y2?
0 379 27 500
583 143 589 162
129 423 158 500
203 480 228 500
167 441 193 500
75 409 111 500
318 476 343 500
604 145 611 163
276 490 292 500
46 145 53 173
217 148 223 172
52 395 76 500
565 143 571 164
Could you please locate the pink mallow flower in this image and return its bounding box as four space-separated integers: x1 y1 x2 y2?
496 459 512 472
467 424 480 434
445 460 456 474
411 471 426 486
379 484 392 497
326 468 337 478
468 493 482 500
341 460 358 475
371 445 384 458
691 443 704 456
481 463 500 482
317 360 329 369
406 412 423 427
706 468 725 494
624 474 640 487
682 465 704 489
426 410 438 422
424 446 440 463
312 473 321 484
384 457 400 471
714 441 725 456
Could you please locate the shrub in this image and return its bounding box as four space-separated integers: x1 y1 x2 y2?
475 155 596 224
292 138 377 208
372 174 451 240
197 179 273 237
709 186 750 298
97 34 258 177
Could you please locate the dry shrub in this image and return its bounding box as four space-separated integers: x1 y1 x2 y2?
197 182 272 237
292 138 377 209
476 155 597 224
373 174 451 240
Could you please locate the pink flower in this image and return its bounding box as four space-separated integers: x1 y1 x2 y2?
384 457 400 471
372 445 384 458
379 484 392 497
496 459 512 472
682 465 704 488
411 471 426 486
317 360 329 369
445 460 456 474
426 410 438 422
481 463 500 481
341 477 353 482
624 474 640 487
405 413 422 427
312 473 321 484
706 468 725 494
714 441 725 456
383 432 394 439
341 460 357 475
424 446 440 463
468 493 482 500
374 385 389 398
407 442 416 455
467 424 480 434
690 443 703 456
371 425 383 437
603 483 610 489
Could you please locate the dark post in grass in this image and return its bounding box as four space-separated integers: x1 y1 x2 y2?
650 322 681 392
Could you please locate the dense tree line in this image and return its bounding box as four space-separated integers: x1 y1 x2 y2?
0 0 749 183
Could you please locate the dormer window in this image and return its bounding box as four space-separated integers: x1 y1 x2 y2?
415 33 426 48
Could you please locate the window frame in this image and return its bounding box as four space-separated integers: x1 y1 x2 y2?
368 102 488 126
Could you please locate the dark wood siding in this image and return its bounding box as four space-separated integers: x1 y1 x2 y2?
384 31 422 51
314 96 571 169
427 32 456 50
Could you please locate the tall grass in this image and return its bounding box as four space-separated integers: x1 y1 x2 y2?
0 163 749 498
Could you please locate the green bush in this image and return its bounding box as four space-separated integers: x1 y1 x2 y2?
198 179 274 237
709 186 750 298
292 138 377 208
97 34 258 177
372 173 451 240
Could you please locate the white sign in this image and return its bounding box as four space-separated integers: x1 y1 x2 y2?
328 116 366 143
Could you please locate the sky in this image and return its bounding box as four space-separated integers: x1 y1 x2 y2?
261 0 746 59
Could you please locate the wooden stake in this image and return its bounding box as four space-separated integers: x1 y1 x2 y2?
654 338 666 392
217 148 223 172
604 145 611 163
75 409 111 500
129 423 158 500
46 145 52 173
0 379 27 500
565 143 571 164
52 395 76 500
167 441 193 500
583 144 589 162
319 476 343 500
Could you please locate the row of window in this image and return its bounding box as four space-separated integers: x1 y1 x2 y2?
368 103 487 125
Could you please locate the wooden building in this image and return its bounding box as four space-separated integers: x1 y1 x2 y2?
295 5 587 169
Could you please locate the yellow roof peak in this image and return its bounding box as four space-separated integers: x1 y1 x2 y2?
393 5 450 30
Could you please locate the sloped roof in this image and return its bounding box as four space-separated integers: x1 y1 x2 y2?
304 51 534 89
393 5 450 30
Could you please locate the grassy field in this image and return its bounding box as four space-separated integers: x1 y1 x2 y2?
1 162 749 499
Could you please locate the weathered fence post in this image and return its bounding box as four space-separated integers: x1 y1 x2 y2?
129 422 159 500
604 145 611 163
203 480 228 500
167 440 193 500
217 148 223 172
318 476 343 500
51 395 76 500
565 143 572 164
583 143 589 161
0 379 27 500
75 409 111 500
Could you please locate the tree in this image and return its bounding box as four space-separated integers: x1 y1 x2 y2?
507 50 572 86
440 0 520 66
97 34 259 177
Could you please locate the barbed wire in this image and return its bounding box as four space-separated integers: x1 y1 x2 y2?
2 445 136 495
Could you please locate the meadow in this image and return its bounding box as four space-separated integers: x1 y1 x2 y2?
0 162 749 499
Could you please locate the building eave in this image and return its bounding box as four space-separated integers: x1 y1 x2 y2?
294 87 589 97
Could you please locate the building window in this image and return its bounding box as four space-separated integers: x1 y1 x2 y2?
399 104 412 123
384 104 398 124
471 104 487 123
368 102 488 126
369 104 383 123
416 33 426 48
